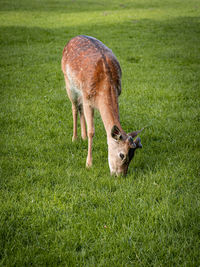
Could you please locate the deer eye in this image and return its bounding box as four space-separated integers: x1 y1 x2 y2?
119 153 125 160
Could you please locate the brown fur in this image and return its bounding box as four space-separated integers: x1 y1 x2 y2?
61 35 142 175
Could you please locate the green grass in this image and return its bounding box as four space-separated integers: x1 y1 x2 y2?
0 0 200 265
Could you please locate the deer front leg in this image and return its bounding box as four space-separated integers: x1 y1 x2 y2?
72 103 78 142
83 104 94 168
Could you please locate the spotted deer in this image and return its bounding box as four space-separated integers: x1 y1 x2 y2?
61 35 143 176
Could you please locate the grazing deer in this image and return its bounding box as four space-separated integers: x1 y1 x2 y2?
61 35 143 176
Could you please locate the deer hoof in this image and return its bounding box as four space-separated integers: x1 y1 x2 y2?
72 136 78 142
81 134 87 141
86 160 92 168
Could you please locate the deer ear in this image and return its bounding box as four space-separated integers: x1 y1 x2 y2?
111 125 122 141
128 127 144 138
134 137 142 149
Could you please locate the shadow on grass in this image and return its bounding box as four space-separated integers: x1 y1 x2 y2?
1 13 199 44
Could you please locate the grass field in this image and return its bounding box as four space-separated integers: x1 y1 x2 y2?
0 0 200 265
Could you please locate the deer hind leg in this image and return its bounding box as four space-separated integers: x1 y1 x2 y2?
72 103 78 142
83 103 95 168
78 105 87 140
64 76 78 142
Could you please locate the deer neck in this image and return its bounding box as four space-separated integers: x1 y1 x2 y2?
97 86 126 140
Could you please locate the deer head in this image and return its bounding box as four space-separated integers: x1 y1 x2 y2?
108 125 143 176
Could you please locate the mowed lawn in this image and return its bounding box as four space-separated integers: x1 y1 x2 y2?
0 0 200 265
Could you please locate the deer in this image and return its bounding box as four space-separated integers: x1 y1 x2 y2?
61 35 143 176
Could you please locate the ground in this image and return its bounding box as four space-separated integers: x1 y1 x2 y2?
0 0 200 265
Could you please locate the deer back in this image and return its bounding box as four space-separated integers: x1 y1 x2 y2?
61 35 122 107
